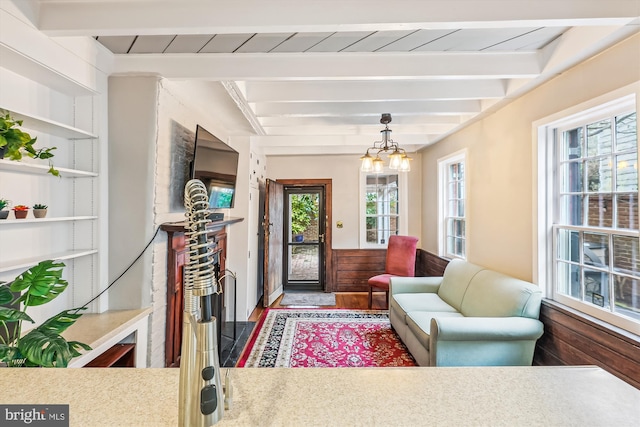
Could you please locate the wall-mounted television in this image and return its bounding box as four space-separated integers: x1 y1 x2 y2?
191 125 239 209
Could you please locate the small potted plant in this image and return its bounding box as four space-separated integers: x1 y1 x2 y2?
12 204 29 219
0 260 91 367
0 113 59 176
0 198 9 220
32 203 48 219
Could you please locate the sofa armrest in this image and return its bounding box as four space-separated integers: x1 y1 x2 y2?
429 317 544 366
390 276 442 295
431 317 544 341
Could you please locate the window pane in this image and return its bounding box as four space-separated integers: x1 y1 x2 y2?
586 157 612 192
615 152 638 192
559 195 584 225
448 200 457 217
586 194 613 227
616 193 638 230
584 268 609 306
458 200 465 217
612 235 639 275
614 275 640 320
455 238 465 256
560 161 583 193
584 232 609 266
561 127 583 161
447 236 455 254
586 119 612 156
557 228 580 262
557 261 581 299
615 112 637 152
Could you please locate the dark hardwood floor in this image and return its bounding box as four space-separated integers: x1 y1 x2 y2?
248 291 388 322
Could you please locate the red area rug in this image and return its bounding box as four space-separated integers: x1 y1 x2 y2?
237 309 416 368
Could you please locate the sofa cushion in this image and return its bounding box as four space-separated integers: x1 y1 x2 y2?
406 311 464 349
391 293 459 325
437 259 485 311
460 270 543 318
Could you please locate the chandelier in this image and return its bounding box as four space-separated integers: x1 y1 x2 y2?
360 113 411 173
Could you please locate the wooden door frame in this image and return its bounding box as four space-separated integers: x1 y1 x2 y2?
276 179 334 292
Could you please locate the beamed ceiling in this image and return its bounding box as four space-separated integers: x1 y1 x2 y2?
30 0 640 155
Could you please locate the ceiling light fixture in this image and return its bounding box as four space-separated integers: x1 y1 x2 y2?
360 113 412 173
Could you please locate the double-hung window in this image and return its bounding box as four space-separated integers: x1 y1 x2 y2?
538 91 639 334
438 150 467 259
360 171 408 247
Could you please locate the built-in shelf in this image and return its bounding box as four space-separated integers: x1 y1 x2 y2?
0 216 97 225
0 249 98 273
0 44 97 97
0 159 97 177
0 107 97 140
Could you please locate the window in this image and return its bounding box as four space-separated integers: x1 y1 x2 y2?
537 91 639 334
438 150 467 259
360 171 408 248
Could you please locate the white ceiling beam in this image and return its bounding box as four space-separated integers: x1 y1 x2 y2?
244 80 507 102
262 123 458 136
259 115 465 127
253 134 427 148
253 100 481 116
38 0 640 36
112 51 540 80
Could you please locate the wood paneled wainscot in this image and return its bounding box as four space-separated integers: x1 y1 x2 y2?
161 217 243 367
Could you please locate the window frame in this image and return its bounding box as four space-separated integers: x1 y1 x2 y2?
534 86 639 335
438 149 468 260
359 168 408 249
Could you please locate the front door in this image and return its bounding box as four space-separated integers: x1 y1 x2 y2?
263 179 284 306
284 187 325 291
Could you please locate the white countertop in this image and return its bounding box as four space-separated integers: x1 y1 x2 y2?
0 365 638 426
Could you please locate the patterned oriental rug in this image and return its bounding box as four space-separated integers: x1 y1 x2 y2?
237 309 416 368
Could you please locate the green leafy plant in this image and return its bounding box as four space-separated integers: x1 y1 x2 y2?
0 113 59 176
290 194 319 235
33 203 47 210
0 198 9 211
0 260 91 367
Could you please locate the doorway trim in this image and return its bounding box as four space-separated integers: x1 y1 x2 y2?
276 179 333 292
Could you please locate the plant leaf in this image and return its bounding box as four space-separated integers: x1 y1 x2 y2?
0 283 13 305
10 260 68 306
0 306 33 324
19 308 90 367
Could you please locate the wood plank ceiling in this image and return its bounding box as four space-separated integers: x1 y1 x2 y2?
34 0 640 156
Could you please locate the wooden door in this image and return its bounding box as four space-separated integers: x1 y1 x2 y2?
263 179 284 306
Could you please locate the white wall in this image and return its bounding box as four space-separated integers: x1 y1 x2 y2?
109 76 256 367
420 33 640 281
267 154 422 248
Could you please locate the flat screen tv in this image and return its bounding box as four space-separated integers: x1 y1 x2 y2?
191 125 239 209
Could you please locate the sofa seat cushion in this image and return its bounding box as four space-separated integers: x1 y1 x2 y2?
406 311 464 349
391 293 459 324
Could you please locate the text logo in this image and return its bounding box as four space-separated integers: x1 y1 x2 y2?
1 405 69 426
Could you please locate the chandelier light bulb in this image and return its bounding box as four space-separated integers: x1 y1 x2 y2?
360 152 374 172
372 156 385 173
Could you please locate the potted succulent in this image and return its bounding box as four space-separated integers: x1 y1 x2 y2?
0 260 91 367
0 113 59 176
12 204 29 219
32 203 48 219
0 198 9 220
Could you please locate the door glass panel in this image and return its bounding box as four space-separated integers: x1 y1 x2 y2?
285 189 323 290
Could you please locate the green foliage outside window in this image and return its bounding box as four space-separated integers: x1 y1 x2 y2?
291 194 318 235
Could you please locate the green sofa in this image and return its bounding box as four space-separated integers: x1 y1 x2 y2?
389 259 544 366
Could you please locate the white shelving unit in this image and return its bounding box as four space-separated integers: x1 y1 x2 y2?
0 33 106 321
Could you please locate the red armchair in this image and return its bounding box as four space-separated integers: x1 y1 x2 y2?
367 235 419 309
